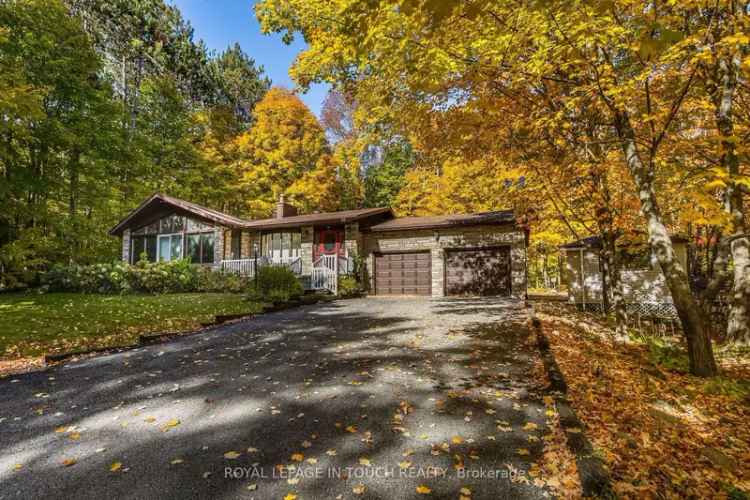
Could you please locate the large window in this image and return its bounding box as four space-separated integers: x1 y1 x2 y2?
131 235 157 263
131 214 215 264
230 230 242 259
158 234 183 262
186 233 215 264
261 230 301 260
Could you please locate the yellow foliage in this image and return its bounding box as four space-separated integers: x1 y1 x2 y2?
233 87 338 216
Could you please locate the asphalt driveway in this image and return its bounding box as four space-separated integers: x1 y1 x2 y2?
0 297 552 499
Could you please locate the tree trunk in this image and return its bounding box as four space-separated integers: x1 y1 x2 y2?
613 110 718 376
713 52 750 344
68 149 81 263
589 166 627 333
605 231 628 339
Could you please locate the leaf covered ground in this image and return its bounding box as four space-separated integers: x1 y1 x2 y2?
0 292 259 366
0 298 579 499
535 303 750 498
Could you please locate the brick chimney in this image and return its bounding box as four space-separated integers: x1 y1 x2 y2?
276 194 298 219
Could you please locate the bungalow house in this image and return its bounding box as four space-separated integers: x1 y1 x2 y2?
560 235 689 317
110 193 528 298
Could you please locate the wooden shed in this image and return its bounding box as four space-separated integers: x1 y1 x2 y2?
560 235 689 318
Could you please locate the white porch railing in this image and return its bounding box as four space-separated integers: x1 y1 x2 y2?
221 256 303 277
312 255 339 294
316 255 337 271
221 259 257 276
311 266 337 294
315 254 352 275
275 256 302 275
338 255 353 274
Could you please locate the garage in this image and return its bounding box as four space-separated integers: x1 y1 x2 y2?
375 252 432 296
445 247 511 296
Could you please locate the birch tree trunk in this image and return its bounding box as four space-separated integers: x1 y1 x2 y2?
713 52 750 345
613 110 718 376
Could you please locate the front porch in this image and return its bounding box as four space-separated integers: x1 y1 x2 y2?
220 224 358 294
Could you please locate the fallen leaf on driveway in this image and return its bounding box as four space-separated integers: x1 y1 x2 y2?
283 494 297 500
451 436 464 444
523 422 538 431
170 458 184 465
358 457 371 466
161 419 180 432
398 461 411 469
62 458 77 467
353 483 366 495
291 453 304 462
224 451 241 459
416 485 432 494
517 448 530 456
110 462 122 472
247 483 257 491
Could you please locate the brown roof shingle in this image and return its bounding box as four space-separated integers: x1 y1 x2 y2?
109 193 247 235
370 210 516 232
240 207 392 230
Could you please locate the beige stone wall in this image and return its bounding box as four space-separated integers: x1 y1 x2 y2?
363 225 527 298
240 230 261 259
122 229 131 263
214 227 225 268
344 223 361 256
300 225 314 275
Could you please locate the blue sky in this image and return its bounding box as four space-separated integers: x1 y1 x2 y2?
170 0 329 116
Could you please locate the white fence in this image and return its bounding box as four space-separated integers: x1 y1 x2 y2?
311 266 337 294
221 259 256 276
221 256 302 277
270 256 302 275
222 254 341 293
316 254 352 275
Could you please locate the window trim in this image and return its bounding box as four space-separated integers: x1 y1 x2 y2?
260 229 301 259
157 233 184 262
186 231 216 264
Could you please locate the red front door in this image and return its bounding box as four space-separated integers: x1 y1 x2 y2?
314 228 345 259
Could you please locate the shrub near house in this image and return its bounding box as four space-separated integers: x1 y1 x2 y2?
247 265 303 303
43 259 247 294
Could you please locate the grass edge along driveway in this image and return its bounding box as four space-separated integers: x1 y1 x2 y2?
0 292 260 359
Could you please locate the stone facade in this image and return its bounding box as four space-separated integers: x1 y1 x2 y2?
213 227 224 268
122 228 131 264
300 225 314 275
241 231 261 259
115 208 527 298
362 225 527 298
344 223 361 256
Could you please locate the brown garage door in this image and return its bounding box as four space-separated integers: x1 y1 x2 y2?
445 247 511 296
375 252 432 296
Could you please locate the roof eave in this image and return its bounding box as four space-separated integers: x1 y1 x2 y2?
109 192 162 236
370 219 517 233
109 193 245 236
241 208 393 230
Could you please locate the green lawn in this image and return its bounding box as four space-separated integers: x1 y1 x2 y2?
0 293 261 359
